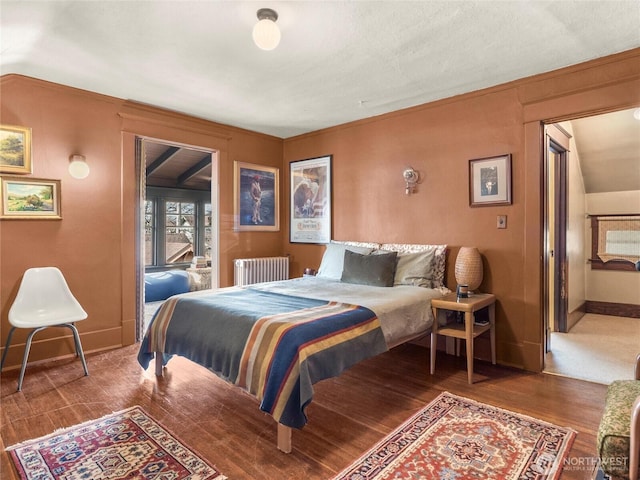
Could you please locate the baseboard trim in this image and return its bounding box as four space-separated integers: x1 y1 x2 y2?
568 302 586 330
585 300 640 318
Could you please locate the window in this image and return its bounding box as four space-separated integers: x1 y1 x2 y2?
590 215 640 271
165 201 195 263
145 187 211 269
144 200 155 266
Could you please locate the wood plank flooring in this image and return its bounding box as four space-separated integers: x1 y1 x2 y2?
1 343 606 479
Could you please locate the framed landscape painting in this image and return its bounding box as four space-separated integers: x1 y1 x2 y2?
234 161 279 231
290 155 332 243
0 176 62 219
0 125 32 174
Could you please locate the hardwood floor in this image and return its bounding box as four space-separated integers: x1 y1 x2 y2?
1 343 606 479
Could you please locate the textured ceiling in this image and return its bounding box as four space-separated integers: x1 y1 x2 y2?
1 1 639 193
2 1 639 139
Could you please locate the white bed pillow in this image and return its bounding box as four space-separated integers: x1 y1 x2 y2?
393 249 436 287
317 243 375 280
380 243 447 288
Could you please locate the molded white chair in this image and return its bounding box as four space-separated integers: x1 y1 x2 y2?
0 267 89 391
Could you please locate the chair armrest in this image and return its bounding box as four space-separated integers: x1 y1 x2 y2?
630 395 640 480
636 353 640 381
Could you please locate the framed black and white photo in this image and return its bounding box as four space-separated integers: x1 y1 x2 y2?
469 154 512 206
234 161 279 231
290 155 332 243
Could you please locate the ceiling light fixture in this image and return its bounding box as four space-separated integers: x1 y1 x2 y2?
633 108 640 121
253 8 280 51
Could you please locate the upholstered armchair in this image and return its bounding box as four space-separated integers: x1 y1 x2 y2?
597 354 640 480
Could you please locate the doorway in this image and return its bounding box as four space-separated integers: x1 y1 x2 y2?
544 123 570 353
135 137 219 340
542 107 640 382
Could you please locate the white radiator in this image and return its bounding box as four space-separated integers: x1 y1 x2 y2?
234 256 290 286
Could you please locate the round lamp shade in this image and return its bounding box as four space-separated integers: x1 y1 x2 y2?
252 19 281 51
68 155 90 179
454 247 483 291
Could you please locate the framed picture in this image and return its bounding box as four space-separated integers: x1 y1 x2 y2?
0 125 32 174
469 154 512 206
234 161 279 231
1 176 62 219
290 155 332 243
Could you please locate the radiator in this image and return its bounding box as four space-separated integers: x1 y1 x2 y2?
234 256 290 286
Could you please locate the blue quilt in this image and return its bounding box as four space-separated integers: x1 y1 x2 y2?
138 288 387 428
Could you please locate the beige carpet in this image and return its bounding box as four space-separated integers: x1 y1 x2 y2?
544 313 639 385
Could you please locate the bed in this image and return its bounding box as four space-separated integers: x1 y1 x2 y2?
138 241 448 452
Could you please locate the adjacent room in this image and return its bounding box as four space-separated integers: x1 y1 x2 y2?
1 2 639 480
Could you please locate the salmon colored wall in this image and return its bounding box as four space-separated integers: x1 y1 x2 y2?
282 48 640 371
1 48 638 373
0 75 283 369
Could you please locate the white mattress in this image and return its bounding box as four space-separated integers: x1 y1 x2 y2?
251 276 449 348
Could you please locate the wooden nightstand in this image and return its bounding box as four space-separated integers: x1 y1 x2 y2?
430 292 496 384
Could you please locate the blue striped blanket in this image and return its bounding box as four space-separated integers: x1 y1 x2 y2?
137 288 387 428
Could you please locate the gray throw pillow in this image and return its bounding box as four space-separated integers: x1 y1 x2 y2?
341 250 398 287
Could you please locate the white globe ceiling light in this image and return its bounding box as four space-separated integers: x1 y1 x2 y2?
68 154 90 179
252 8 281 51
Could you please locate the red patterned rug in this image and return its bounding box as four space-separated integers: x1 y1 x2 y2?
6 406 226 480
334 392 576 480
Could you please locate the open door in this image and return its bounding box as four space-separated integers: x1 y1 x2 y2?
544 124 571 352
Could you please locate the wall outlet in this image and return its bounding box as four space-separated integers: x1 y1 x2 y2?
497 215 507 229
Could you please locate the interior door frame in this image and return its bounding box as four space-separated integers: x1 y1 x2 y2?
134 136 219 341
543 123 571 351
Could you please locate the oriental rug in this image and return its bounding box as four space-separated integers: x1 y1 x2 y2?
333 392 576 480
6 406 226 480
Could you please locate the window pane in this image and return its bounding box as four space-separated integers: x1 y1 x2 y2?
144 200 154 266
166 200 194 264
166 214 179 227
166 202 178 214
166 228 193 264
205 203 212 226
606 230 640 255
180 214 195 226
204 226 212 259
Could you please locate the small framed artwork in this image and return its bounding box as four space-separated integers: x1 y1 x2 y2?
469 154 512 206
290 155 332 243
1 176 62 219
234 161 279 231
0 125 32 174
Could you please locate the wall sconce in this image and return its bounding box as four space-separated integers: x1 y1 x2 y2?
68 154 90 179
253 8 281 51
403 167 421 194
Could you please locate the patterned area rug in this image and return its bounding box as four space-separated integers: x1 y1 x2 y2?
334 392 576 480
6 406 226 480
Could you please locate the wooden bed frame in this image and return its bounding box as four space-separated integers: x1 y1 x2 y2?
149 241 448 452
154 329 430 453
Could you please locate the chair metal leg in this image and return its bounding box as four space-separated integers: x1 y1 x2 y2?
1 326 17 371
6 324 88 391
17 327 47 391
65 323 89 377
